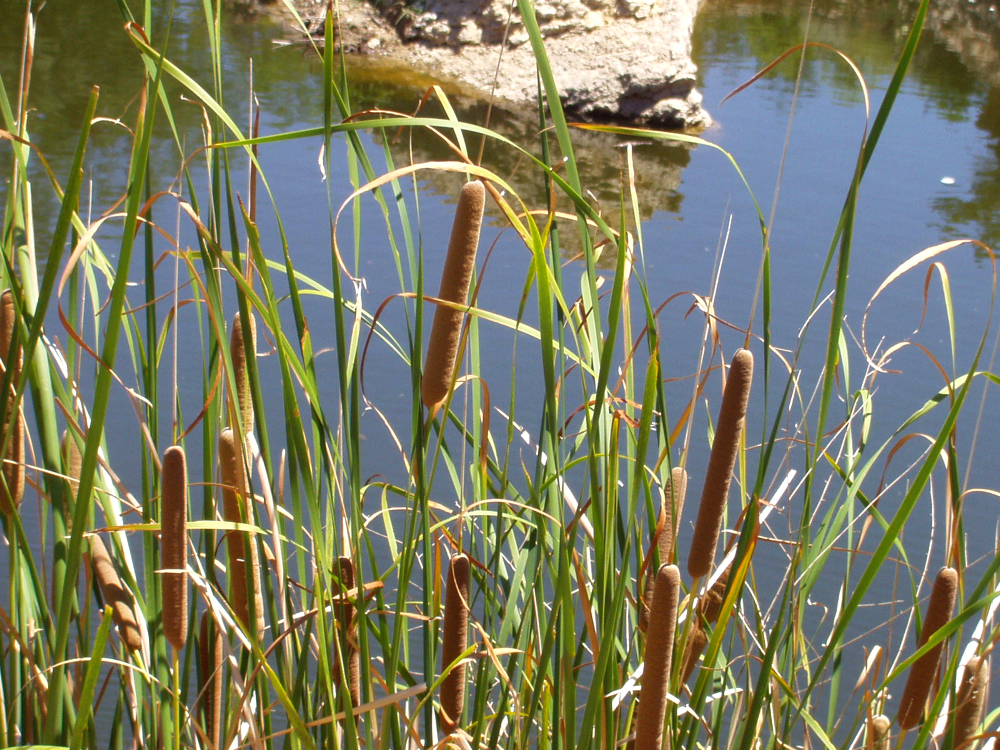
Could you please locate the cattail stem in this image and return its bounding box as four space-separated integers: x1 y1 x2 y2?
0 289 24 515
635 564 680 750
440 553 471 735
897 566 959 730
230 311 257 433
334 556 361 712
88 535 143 654
161 445 188 651
688 349 753 580
952 656 988 750
199 612 223 750
641 467 688 632
422 181 486 413
219 427 264 640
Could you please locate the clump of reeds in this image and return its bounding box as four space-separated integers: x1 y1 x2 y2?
161 445 188 651
87 535 143 654
688 349 753 580
634 564 680 750
218 427 264 639
952 655 989 750
422 181 486 413
897 566 958 730
199 611 223 749
333 555 361 711
681 566 731 682
640 466 688 632
439 553 471 735
866 714 891 750
229 311 257 433
0 289 24 515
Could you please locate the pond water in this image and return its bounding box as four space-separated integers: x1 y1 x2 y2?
2 0 1000 739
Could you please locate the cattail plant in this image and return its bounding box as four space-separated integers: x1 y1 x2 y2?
199 611 223 749
218 427 264 639
688 348 753 580
635 564 680 750
422 181 486 413
640 467 688 632
897 566 959 730
0 289 24 515
439 553 471 735
680 566 731 682
952 655 989 750
87 535 143 654
161 445 188 651
333 555 361 711
61 429 82 495
229 311 257 433
866 714 891 750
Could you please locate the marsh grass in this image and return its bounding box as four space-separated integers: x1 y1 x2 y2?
1 0 999 747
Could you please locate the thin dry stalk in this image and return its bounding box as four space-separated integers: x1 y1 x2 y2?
230 311 257 433
866 714 891 750
0 289 24 515
333 556 361 711
688 348 753 579
199 611 223 749
88 535 143 654
422 181 486 413
440 553 471 735
219 427 264 639
161 445 188 651
953 656 989 750
640 467 688 632
897 566 959 730
635 564 680 750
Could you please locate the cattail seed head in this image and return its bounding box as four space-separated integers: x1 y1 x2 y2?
953 656 989 750
440 553 471 735
88 535 143 654
681 624 709 684
635 564 680 750
688 349 753 580
161 445 188 651
422 181 486 413
0 290 24 515
897 566 959 730
334 556 361 711
640 467 688 633
701 566 731 625
199 611 223 749
866 714 891 750
61 430 82 495
219 428 264 639
229 311 257 433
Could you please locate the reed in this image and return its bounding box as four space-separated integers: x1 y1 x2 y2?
421 181 486 413
0 289 24 515
952 655 989 750
199 611 223 750
439 553 471 735
334 555 361 711
866 714 891 750
161 445 188 651
641 467 688 632
218 427 264 639
687 349 753 579
87 535 143 654
634 564 680 750
897 566 959 730
230 311 257 433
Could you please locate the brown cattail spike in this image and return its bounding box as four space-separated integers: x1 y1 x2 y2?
219 428 264 639
952 656 988 750
688 349 753 580
88 535 143 654
439 553 471 735
422 181 486 413
333 556 361 711
230 311 257 433
701 566 731 625
0 290 24 515
635 564 680 750
640 467 688 633
897 566 959 730
681 624 709 683
199 612 223 749
161 445 188 651
61 430 82 495
866 714 891 750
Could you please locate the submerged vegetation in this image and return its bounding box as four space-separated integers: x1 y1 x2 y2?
0 0 998 748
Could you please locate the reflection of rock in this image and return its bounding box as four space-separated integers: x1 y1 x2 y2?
287 0 709 129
